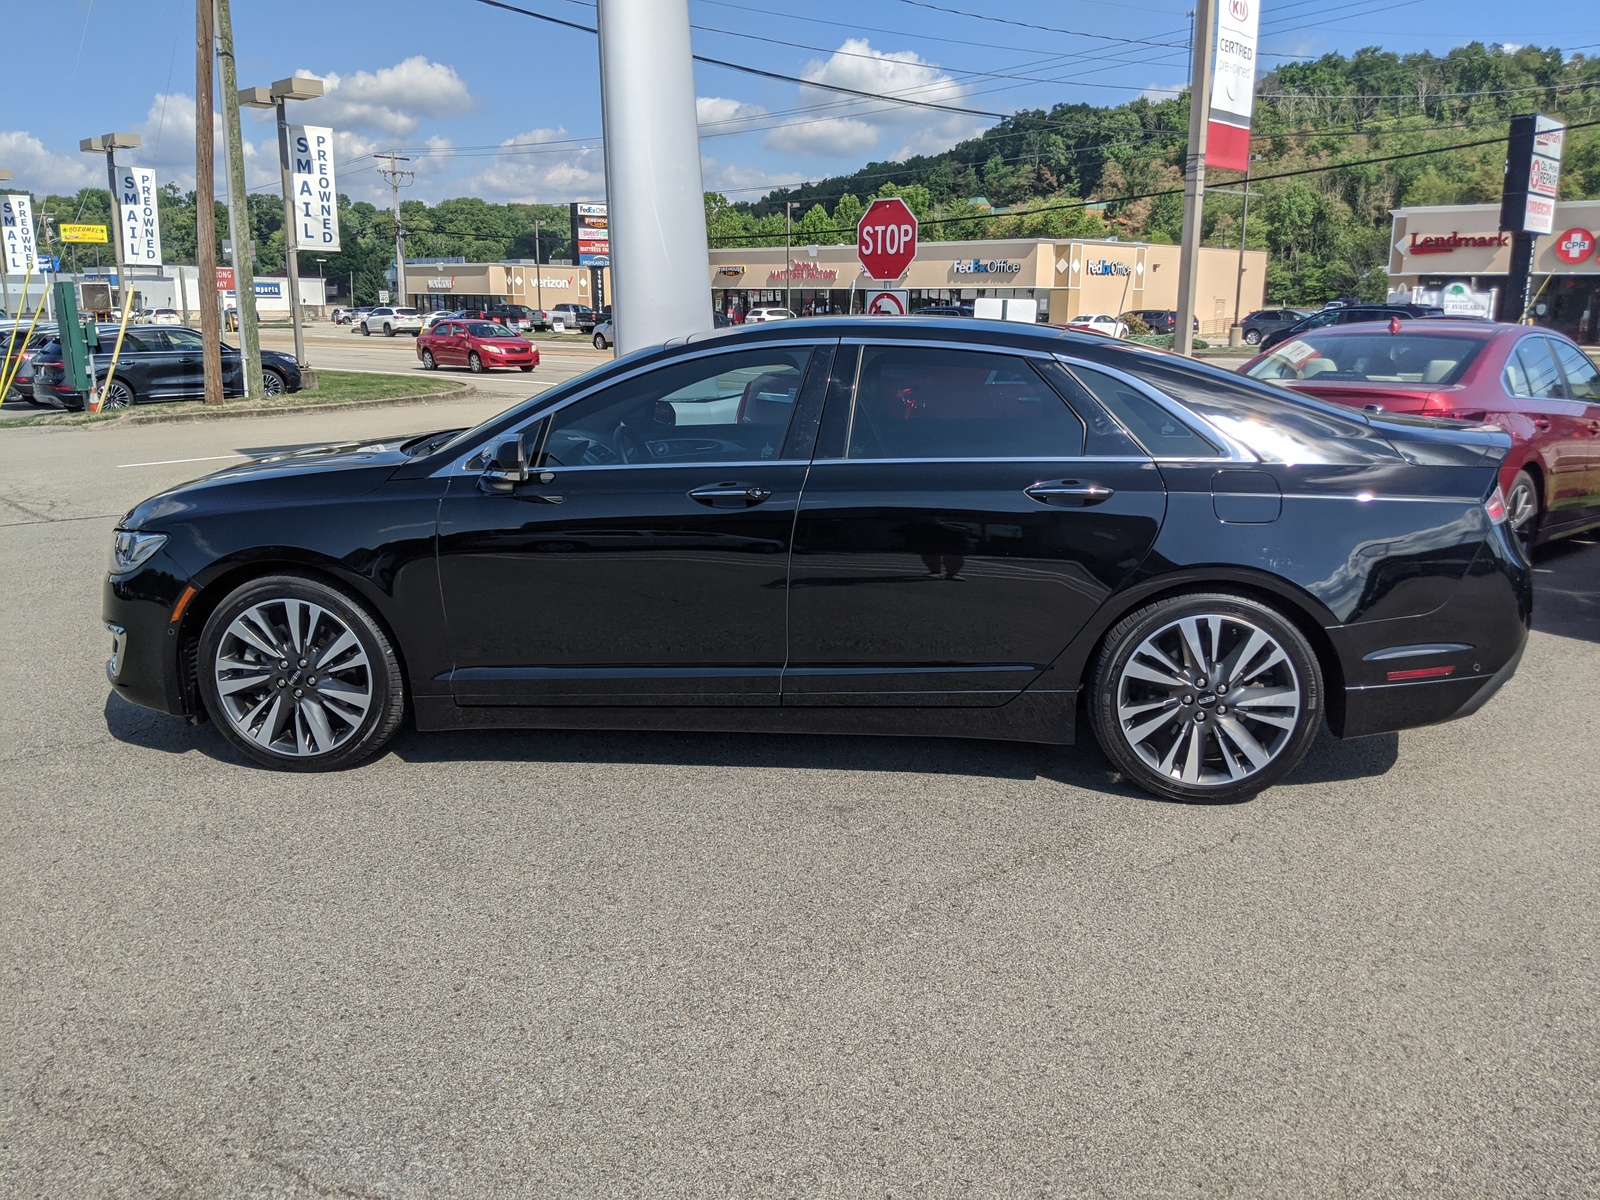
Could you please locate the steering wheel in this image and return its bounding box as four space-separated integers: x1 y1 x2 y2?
613 423 650 465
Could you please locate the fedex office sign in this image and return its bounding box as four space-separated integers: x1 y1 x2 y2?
289 125 341 250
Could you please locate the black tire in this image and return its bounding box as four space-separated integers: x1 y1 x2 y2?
468 352 485 373
1088 592 1322 803
1505 467 1541 551
593 333 608 349
360 324 371 337
1244 329 1262 345
519 365 534 372
100 379 135 410
384 324 396 337
421 349 437 370
197 573 405 772
261 368 287 397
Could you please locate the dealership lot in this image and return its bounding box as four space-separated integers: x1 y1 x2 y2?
1 398 1597 1196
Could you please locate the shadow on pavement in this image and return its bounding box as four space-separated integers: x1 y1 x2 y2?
1529 535 1599 643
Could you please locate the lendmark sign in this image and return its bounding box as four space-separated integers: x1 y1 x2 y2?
1407 231 1510 255
117 167 162 266
857 197 918 281
1208 0 1260 172
289 125 340 250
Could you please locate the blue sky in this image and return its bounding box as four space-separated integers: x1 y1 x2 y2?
3 0 1594 207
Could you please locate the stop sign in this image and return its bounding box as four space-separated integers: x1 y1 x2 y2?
857 197 918 281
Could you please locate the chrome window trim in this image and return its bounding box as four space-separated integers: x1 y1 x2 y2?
809 455 1153 466
1056 353 1259 463
438 338 831 477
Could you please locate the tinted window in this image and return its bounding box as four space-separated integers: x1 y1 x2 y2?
1066 364 1218 458
845 346 1085 460
1508 339 1565 399
1549 338 1600 402
1245 333 1486 385
463 322 513 338
542 347 812 467
162 328 205 349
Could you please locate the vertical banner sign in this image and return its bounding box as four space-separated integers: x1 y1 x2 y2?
289 125 341 250
570 202 610 266
2 195 39 275
1207 0 1261 172
116 167 163 266
1500 114 1566 236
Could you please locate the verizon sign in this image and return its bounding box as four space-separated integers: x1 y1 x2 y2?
1207 0 1260 172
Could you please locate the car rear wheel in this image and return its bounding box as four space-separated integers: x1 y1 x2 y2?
1089 592 1322 803
261 368 286 397
1505 468 1541 549
384 323 396 337
198 574 405 772
101 379 135 410
1244 329 1262 345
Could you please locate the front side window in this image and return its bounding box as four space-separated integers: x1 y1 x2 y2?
463 322 513 338
542 347 812 467
844 346 1085 460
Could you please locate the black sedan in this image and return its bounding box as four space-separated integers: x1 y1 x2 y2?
103 318 1529 802
31 325 302 411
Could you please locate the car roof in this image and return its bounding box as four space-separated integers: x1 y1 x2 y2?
673 314 1116 353
1273 320 1506 343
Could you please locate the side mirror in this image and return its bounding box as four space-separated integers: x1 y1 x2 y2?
480 438 529 493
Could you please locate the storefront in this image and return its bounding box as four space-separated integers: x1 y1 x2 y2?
1388 200 1600 344
401 259 611 313
707 237 1266 337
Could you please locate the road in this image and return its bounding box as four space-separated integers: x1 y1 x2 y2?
1 398 1597 1197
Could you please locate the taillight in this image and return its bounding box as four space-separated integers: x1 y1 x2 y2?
1484 486 1508 525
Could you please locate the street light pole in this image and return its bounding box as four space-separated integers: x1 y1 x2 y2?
241 76 324 370
784 201 795 312
1173 0 1217 357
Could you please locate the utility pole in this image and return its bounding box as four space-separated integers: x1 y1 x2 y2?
784 201 796 312
1173 0 1217 357
0 168 12 320
376 152 413 306
195 0 222 404
214 0 262 400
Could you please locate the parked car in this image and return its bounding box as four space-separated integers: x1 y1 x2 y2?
468 304 535 332
1058 314 1127 338
917 304 976 318
31 325 302 410
359 307 424 337
416 319 539 374
746 307 795 323
149 308 181 326
333 306 371 326
1238 308 1311 346
592 318 614 350
3 323 59 401
421 310 461 332
549 303 596 332
1258 304 1442 352
1118 309 1198 336
103 317 1529 804
1241 321 1600 548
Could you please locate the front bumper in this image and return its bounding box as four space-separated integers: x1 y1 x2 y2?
103 561 195 717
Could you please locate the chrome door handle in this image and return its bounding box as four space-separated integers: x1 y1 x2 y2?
1025 481 1115 506
688 482 772 507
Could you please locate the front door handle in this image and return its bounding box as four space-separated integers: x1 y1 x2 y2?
1025 480 1115 506
688 482 772 508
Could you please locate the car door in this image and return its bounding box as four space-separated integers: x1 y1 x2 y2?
435 340 833 706
783 340 1167 707
1546 337 1600 520
156 326 209 398
100 329 171 399
1505 336 1592 526
434 322 463 366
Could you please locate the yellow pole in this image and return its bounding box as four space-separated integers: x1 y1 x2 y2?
91 283 138 414
0 279 49 399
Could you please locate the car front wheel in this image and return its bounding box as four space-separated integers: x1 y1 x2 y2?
198 574 406 771
1244 329 1262 345
360 324 371 336
593 333 608 349
261 368 287 397
468 352 485 373
421 349 437 370
1089 593 1322 803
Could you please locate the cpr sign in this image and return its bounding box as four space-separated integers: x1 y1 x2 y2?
857 197 918 281
1553 227 1595 265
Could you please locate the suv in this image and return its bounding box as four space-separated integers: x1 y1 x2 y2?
359 307 424 337
746 307 795 323
1118 310 1199 336
1258 304 1443 352
1239 308 1311 346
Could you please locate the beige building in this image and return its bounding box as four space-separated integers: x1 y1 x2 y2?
707 237 1267 337
401 260 611 313
1388 200 1600 344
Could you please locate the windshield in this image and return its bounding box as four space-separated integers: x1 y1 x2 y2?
463 322 514 338
1246 332 1488 386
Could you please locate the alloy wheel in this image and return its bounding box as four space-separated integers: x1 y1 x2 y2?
1505 473 1538 544
102 381 134 410
261 369 285 397
212 598 374 758
1113 613 1302 788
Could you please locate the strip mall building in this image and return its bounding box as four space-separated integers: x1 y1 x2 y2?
402 260 611 314
1388 200 1600 344
705 237 1266 336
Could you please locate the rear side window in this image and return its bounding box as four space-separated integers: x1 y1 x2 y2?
1549 339 1600 402
846 345 1085 459
1507 339 1566 399
1067 364 1219 458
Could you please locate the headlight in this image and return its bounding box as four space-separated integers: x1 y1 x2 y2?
111 529 168 574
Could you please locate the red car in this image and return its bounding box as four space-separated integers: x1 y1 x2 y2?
416 319 539 374
1241 320 1600 547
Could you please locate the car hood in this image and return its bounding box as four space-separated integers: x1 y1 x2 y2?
119 433 436 530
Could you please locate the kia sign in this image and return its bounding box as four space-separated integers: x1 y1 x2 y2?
857 197 918 281
1207 0 1260 172
1554 228 1596 265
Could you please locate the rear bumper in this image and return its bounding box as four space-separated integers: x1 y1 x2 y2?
1338 636 1525 738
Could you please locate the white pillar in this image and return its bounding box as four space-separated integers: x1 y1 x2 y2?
597 0 712 353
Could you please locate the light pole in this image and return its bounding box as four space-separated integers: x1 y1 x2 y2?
240 76 325 369
0 169 10 319
783 201 796 312
314 257 327 317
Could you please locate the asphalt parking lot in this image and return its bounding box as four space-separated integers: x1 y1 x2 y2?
2 396 1597 1197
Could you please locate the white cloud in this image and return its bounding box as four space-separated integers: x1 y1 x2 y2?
762 39 986 159
463 127 605 203
0 130 99 195
1139 82 1186 100
295 57 474 136
697 95 768 131
700 156 793 196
